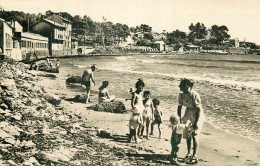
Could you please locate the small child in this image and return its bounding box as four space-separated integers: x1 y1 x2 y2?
139 91 153 139
169 115 192 165
150 98 163 138
56 59 60 69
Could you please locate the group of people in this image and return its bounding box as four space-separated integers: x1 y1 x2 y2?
81 65 114 104
46 58 60 69
81 65 204 165
128 79 163 142
128 78 204 165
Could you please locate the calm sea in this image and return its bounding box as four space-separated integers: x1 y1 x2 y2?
58 54 260 142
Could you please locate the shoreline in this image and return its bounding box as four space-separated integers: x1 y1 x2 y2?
20 51 259 64
40 74 260 166
1 57 259 165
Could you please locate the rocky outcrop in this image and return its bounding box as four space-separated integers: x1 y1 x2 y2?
0 58 155 166
0 59 77 165
37 62 59 73
89 100 127 113
66 76 82 84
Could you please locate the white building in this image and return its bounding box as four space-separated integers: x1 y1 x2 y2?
154 41 166 52
0 18 13 57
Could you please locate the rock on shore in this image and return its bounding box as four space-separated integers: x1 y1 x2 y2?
90 100 127 113
0 58 153 165
66 75 82 84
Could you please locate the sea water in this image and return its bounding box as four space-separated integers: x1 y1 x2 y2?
59 54 260 142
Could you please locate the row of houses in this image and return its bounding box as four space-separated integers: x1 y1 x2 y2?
0 13 77 61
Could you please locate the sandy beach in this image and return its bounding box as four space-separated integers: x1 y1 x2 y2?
40 73 260 166
0 57 259 165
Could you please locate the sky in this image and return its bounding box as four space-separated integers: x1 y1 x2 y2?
1 0 260 44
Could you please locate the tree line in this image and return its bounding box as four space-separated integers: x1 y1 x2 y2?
2 10 257 49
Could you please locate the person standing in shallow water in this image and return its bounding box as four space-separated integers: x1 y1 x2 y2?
177 79 204 165
81 65 96 103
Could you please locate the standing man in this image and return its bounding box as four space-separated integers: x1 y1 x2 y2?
81 65 96 103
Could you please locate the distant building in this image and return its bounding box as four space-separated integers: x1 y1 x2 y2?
186 44 200 52
0 18 13 57
31 18 66 56
7 20 23 32
153 41 166 52
47 14 72 49
31 13 72 56
133 32 144 39
229 38 239 48
6 21 48 60
20 32 49 60
119 35 135 47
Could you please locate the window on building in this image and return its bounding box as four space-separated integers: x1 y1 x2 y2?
5 33 12 48
22 40 26 48
13 41 18 48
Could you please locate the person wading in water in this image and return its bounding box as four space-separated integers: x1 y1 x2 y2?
81 65 96 103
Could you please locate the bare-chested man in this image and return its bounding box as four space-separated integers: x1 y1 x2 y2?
81 65 96 103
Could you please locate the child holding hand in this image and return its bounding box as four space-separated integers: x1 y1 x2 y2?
169 115 192 165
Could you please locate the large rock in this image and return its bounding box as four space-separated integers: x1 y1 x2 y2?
46 68 59 73
90 101 126 113
44 93 61 105
66 76 82 84
38 63 48 71
38 63 59 73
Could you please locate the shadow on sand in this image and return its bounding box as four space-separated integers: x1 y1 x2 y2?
126 153 172 165
65 95 86 103
108 134 182 165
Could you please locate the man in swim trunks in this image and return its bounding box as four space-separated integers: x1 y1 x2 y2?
81 65 96 103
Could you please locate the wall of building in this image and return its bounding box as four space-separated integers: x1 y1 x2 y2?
0 20 13 57
20 32 49 60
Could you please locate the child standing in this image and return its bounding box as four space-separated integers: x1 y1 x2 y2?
150 98 163 139
139 91 154 139
56 59 60 69
169 115 192 165
128 79 145 143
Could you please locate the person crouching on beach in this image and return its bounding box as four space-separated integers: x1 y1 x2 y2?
177 78 204 165
169 115 192 165
98 81 115 103
81 65 96 103
150 98 163 139
128 79 145 143
138 90 154 139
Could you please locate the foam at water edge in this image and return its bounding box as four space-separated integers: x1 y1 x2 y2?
205 119 260 143
74 65 87 68
97 67 260 92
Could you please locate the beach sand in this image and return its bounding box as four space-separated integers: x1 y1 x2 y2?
40 76 260 166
